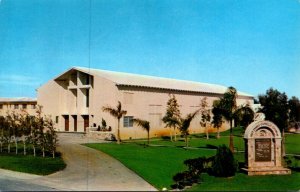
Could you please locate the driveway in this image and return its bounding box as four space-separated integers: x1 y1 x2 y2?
0 134 157 191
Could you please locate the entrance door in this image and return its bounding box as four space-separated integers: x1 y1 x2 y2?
72 115 77 132
83 115 89 132
63 115 69 131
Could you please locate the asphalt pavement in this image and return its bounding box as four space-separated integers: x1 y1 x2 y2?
0 134 156 191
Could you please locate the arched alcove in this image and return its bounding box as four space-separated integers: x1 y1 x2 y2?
242 120 291 175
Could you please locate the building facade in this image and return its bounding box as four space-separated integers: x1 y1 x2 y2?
37 67 254 140
0 98 37 117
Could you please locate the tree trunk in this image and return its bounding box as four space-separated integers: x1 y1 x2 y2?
23 141 26 155
170 128 173 142
206 125 209 140
8 142 10 153
174 127 177 141
15 139 18 155
229 119 234 153
52 150 55 158
217 128 220 139
42 147 45 158
147 131 150 145
0 142 2 153
33 145 36 157
282 129 286 157
185 134 188 147
117 119 120 144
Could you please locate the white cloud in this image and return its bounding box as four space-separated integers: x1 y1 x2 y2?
0 74 40 86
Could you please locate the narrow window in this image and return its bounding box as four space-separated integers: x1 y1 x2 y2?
56 116 59 123
86 89 89 107
123 116 134 127
86 74 90 85
14 104 19 109
22 104 27 109
0 104 3 109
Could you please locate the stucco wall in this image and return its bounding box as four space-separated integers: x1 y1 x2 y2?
0 102 37 117
37 69 254 140
37 79 62 129
105 86 253 140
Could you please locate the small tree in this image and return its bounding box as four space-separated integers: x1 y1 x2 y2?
162 94 181 141
234 104 254 128
11 111 23 155
44 116 58 158
211 145 238 177
19 111 32 155
0 116 5 153
212 100 223 139
179 110 199 147
5 112 14 153
133 118 150 145
259 88 289 156
102 101 127 144
30 117 39 157
288 96 300 126
200 97 211 139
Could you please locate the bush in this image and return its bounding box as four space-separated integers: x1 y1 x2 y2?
284 156 300 172
171 157 208 189
211 145 238 177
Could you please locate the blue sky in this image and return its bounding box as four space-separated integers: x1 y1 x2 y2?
0 0 299 99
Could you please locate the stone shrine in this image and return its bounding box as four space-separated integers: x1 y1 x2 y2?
243 120 291 175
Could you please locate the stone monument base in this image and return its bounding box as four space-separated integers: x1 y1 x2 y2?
242 167 291 176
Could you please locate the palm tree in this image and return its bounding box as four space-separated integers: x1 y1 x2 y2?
219 87 238 153
102 101 127 144
133 118 150 145
179 110 199 147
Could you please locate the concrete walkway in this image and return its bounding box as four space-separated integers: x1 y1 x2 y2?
0 134 157 191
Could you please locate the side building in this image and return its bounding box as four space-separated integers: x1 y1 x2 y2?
37 67 254 140
0 98 37 117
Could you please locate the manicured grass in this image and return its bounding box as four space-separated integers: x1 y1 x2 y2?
86 142 216 189
85 129 300 191
285 133 300 155
0 154 66 175
188 172 300 191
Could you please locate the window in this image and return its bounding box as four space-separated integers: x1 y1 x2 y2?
56 116 59 123
22 104 27 109
123 116 134 127
31 104 36 109
0 104 2 109
86 89 89 107
14 104 19 109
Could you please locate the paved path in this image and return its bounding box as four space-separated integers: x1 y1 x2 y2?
0 134 157 191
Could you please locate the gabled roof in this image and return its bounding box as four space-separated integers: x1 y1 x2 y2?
55 66 253 98
0 97 37 103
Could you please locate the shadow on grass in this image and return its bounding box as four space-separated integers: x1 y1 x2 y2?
161 136 171 140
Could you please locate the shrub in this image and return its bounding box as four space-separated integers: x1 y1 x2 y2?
284 156 300 172
171 157 208 189
211 145 238 177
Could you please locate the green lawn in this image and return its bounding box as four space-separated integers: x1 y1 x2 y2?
0 154 66 175
188 172 300 191
85 128 300 191
285 133 300 155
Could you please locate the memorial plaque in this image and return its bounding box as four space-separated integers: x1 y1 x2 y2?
255 138 271 162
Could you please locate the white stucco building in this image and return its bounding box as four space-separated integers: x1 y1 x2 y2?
37 67 254 140
0 97 37 117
